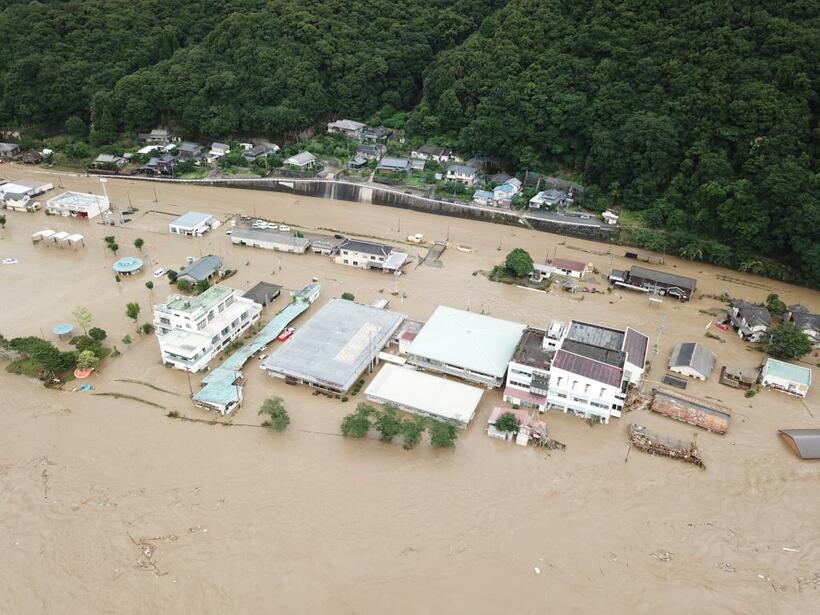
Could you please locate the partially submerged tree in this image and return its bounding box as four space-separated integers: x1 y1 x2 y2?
494 412 520 433
72 306 93 334
125 302 141 322
259 397 290 431
504 248 534 278
341 403 375 438
428 420 457 448
134 238 145 252
400 416 426 450
88 327 107 342
768 323 812 360
121 334 132 348
176 278 193 292
765 293 787 316
76 349 99 370
374 404 403 442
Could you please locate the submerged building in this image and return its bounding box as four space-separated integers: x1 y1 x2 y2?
153 285 262 372
504 319 649 423
405 306 527 388
260 298 405 393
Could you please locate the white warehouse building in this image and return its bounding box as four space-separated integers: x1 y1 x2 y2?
46 191 110 219
153 285 262 372
169 211 218 236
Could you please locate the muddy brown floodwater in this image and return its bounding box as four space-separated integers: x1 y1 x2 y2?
0 166 818 614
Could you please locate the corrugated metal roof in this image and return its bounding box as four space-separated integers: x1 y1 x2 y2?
669 342 716 377
552 257 586 272
623 328 648 368
407 306 526 379
779 429 820 459
170 211 213 229
552 349 623 387
629 265 697 290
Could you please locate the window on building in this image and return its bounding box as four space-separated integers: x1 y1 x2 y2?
159 317 170 325
225 296 234 307
584 384 590 394
556 377 563 387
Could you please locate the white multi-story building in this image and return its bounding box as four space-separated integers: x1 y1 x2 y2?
153 285 262 372
503 328 552 411
505 319 648 423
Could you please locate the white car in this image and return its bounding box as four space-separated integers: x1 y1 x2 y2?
257 354 267 361
153 268 167 278
3 258 18 265
278 225 290 232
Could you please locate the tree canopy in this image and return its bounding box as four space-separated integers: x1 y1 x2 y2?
1 0 817 284
768 323 812 360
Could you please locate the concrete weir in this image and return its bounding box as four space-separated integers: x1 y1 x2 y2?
111 175 617 242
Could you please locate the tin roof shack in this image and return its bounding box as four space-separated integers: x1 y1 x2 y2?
760 358 812 398
261 298 405 393
719 365 759 390
779 429 820 460
668 342 716 380
609 266 697 301
365 364 484 428
650 387 731 434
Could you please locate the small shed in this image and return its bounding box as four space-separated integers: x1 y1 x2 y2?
668 342 716 380
718 365 758 390
243 282 282 307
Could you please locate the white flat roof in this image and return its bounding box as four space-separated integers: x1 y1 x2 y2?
365 364 484 426
170 211 214 228
0 183 31 195
407 306 526 378
47 191 108 210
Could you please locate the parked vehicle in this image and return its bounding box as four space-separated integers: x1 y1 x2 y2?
277 327 296 342
153 268 167 278
278 224 290 231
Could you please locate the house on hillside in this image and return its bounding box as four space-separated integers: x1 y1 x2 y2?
140 128 174 145
21 150 43 164
411 145 456 163
283 151 317 169
243 143 279 164
207 142 231 163
92 154 127 169
445 164 477 186
144 154 177 176
361 125 392 142
327 119 365 139
529 188 569 209
785 305 820 347
356 143 386 161
0 142 20 159
728 300 771 343
178 141 205 161
376 157 411 173
668 342 716 380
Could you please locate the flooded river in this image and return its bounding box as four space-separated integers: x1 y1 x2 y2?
0 168 818 613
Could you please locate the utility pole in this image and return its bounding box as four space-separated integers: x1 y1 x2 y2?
153 185 158 203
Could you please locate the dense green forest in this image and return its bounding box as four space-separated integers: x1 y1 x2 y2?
0 0 818 284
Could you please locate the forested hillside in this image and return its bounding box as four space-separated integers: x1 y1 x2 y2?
0 0 817 283
411 0 820 283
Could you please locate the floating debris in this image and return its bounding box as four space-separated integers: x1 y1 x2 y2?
628 424 705 468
